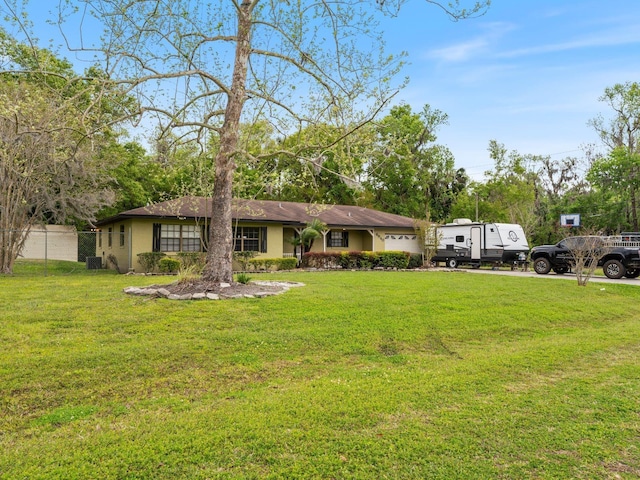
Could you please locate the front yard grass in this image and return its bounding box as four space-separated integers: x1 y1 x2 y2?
1 267 639 479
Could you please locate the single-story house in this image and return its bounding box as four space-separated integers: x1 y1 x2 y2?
95 196 421 271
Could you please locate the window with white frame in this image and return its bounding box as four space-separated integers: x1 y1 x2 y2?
160 224 201 252
180 225 201 252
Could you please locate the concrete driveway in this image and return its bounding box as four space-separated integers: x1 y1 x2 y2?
437 267 640 286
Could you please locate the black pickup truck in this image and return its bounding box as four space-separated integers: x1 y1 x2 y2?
530 235 640 279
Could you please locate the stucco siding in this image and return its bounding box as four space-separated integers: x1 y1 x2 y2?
96 220 133 271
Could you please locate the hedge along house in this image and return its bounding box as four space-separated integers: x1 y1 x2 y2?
95 196 421 272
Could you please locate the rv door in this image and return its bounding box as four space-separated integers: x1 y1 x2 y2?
471 226 482 261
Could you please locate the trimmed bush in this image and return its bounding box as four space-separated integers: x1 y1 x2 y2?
302 252 341 269
158 257 181 274
408 253 424 269
377 251 410 269
137 252 166 273
249 257 300 271
277 257 298 270
302 251 411 270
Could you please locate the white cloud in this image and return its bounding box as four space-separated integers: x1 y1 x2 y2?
498 26 640 59
426 22 517 63
428 37 489 62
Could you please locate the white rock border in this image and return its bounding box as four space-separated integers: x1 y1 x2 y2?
123 281 305 301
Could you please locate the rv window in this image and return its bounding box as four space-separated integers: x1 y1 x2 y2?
455 235 464 242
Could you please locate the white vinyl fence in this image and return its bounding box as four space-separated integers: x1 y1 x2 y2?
3 227 100 275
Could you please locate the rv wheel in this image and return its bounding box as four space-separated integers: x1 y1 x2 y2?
447 258 458 269
624 268 640 278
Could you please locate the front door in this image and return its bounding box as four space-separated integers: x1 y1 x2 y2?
471 227 482 261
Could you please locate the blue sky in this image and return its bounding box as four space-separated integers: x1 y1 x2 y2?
7 1 640 182
380 0 640 180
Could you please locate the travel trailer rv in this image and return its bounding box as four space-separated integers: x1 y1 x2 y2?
432 219 529 268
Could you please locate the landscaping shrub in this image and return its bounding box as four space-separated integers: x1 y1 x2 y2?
177 264 201 284
158 257 181 274
248 257 300 271
359 251 378 269
249 258 275 271
302 251 411 270
277 257 298 270
337 251 356 269
233 251 257 271
176 252 206 272
106 254 122 273
377 251 411 269
302 252 341 269
235 272 251 284
137 252 166 273
408 253 424 269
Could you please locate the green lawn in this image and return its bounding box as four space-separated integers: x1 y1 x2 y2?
1 264 640 479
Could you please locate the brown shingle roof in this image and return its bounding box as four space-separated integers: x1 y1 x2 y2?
98 196 415 229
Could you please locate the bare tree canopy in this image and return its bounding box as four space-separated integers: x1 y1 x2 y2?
0 73 114 273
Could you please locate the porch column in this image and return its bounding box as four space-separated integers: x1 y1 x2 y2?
367 229 375 251
322 230 328 252
294 227 303 260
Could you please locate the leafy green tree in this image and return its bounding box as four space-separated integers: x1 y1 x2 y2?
365 104 464 221
97 141 170 219
262 123 372 205
588 82 640 230
451 141 538 239
289 218 328 256
587 147 640 232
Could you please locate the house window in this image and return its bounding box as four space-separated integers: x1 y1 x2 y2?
98 231 102 248
159 224 201 252
119 225 125 247
234 227 267 252
181 225 202 252
329 230 349 248
108 227 112 247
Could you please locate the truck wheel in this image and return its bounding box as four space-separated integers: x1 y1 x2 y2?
603 259 625 279
447 258 458 269
533 257 551 274
624 268 640 278
553 266 569 274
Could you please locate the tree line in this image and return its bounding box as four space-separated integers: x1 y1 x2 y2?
91 95 640 249
1 0 638 279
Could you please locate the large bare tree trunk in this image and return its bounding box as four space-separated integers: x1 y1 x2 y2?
201 1 253 284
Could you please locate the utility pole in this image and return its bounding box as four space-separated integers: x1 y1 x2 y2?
475 192 479 222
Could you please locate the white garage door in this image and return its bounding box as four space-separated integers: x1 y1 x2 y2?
384 234 421 253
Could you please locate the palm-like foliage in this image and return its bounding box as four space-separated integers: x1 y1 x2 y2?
290 219 327 255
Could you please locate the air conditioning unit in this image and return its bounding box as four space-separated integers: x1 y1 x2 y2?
86 256 103 270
